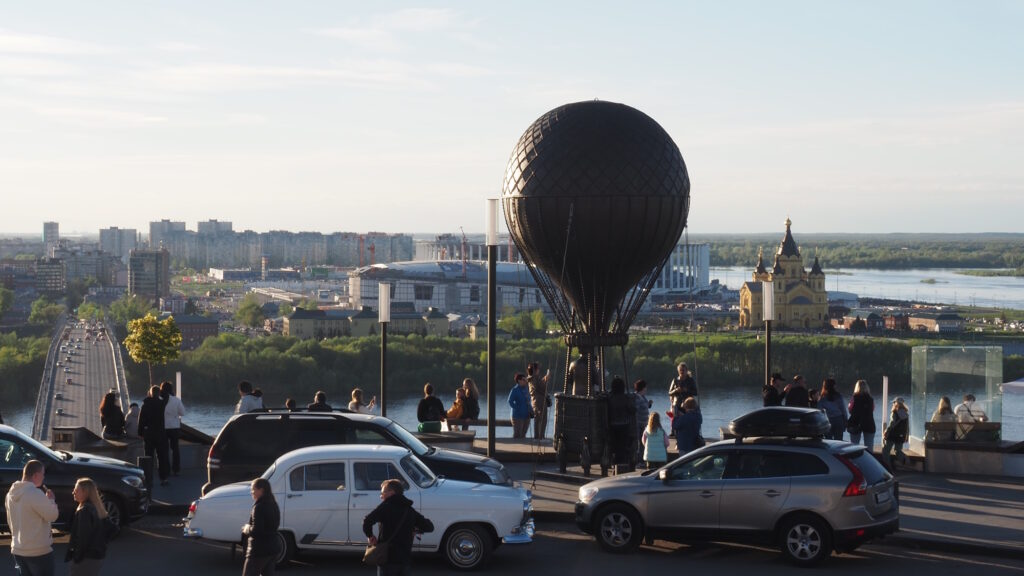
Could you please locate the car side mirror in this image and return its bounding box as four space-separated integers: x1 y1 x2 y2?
658 469 669 482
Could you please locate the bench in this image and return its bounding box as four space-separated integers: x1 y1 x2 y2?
924 421 1001 442
444 418 514 429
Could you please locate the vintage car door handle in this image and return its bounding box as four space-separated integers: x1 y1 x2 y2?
700 490 715 498
764 490 782 497
287 493 302 498
352 493 369 497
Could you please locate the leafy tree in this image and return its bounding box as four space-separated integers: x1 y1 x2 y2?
234 293 266 328
278 302 294 317
28 297 64 325
124 313 182 385
0 286 13 318
65 278 97 311
109 294 155 331
498 309 546 338
77 302 104 322
296 297 319 311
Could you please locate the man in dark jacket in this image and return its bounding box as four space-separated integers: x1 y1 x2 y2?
783 374 810 408
363 479 434 576
762 372 784 407
307 390 332 412
138 384 170 485
416 383 445 424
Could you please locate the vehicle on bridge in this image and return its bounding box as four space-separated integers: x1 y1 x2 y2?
185 444 533 570
0 424 148 530
574 408 899 565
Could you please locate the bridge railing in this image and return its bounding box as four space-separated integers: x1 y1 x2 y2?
32 314 68 441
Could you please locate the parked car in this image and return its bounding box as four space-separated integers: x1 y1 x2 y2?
574 407 899 565
203 411 511 495
185 444 534 569
0 424 149 529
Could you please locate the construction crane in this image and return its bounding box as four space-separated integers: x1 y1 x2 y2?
459 227 468 279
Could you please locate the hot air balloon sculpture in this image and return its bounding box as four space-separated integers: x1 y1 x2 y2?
503 100 690 475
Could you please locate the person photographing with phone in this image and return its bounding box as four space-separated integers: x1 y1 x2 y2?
6 459 59 576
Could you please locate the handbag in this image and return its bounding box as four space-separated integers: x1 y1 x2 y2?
363 509 411 567
545 394 552 408
846 421 861 434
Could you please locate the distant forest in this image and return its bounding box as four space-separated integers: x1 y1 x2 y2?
690 233 1024 270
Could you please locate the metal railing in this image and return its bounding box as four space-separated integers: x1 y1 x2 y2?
31 314 68 441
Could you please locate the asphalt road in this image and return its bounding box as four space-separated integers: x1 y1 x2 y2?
48 322 118 437
3 518 1022 576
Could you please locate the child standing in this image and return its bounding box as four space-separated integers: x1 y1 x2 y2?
642 412 670 469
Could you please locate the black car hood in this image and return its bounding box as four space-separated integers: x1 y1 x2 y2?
426 447 502 468
69 452 144 475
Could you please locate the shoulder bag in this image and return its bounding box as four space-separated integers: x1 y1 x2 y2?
363 508 411 567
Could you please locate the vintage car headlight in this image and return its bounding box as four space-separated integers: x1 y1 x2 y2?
122 475 144 489
579 485 599 503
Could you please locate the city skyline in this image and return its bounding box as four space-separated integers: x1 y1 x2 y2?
2 2 1023 235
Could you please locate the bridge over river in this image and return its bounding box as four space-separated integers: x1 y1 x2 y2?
31 316 131 442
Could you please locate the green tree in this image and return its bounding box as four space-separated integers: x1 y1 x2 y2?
235 293 266 328
65 278 97 311
498 309 545 338
296 297 319 311
0 286 13 318
278 302 294 317
77 302 104 322
109 294 155 331
124 313 182 385
28 297 64 325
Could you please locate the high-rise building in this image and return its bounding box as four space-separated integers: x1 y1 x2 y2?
35 257 65 296
129 248 171 305
43 222 59 251
99 227 138 264
197 219 232 235
148 219 186 249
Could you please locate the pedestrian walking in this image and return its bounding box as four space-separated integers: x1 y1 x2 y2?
633 379 652 463
762 372 784 407
6 459 59 576
65 478 108 576
161 381 185 476
235 381 262 414
307 391 332 412
881 397 909 469
816 378 848 441
527 362 551 439
241 478 281 576
641 412 669 469
847 379 877 448
783 375 810 407
139 385 170 486
363 479 434 576
99 392 125 439
348 388 377 414
668 362 698 415
507 373 532 439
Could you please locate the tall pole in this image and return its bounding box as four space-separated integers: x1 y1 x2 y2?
379 282 390 418
486 199 499 457
762 280 774 387
764 319 772 388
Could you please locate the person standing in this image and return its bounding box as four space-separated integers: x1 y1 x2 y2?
847 379 877 449
668 362 698 415
633 379 652 463
307 391 332 412
783 375 810 407
881 398 909 469
161 381 186 477
363 479 434 576
65 478 108 576
241 478 281 576
99 391 125 439
763 372 784 407
6 460 59 576
460 378 481 429
817 378 848 441
416 384 445 424
235 381 262 414
527 362 551 439
641 412 669 469
607 377 637 467
507 373 532 439
671 397 703 456
139 385 170 486
123 402 140 438
348 388 377 414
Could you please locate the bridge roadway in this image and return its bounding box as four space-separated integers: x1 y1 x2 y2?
33 318 130 442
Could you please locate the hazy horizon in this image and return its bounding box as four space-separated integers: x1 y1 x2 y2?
2 2 1023 234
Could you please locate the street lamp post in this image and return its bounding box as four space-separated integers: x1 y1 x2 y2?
486 199 499 457
379 282 390 417
763 280 774 388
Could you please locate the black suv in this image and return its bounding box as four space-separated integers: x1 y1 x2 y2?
203 411 511 495
1 425 148 529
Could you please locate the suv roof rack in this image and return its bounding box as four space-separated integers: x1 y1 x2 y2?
728 407 830 441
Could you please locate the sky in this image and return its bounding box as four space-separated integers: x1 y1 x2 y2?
1 1 1022 237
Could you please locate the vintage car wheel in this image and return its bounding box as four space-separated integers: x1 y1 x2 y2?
274 530 296 568
779 514 832 566
594 503 642 553
443 523 493 570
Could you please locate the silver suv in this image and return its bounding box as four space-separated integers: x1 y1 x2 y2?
574 408 899 565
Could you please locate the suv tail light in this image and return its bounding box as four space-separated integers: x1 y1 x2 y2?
207 445 221 470
836 454 867 497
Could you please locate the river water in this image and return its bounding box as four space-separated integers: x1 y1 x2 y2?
713 266 1024 310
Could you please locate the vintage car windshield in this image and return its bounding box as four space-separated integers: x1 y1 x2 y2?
400 454 436 488
386 422 430 457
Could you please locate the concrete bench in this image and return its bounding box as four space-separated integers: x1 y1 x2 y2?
924 421 1001 442
445 418 514 429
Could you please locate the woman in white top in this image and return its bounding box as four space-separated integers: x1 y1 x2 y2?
347 388 376 414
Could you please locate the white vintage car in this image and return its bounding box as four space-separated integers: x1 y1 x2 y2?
184 444 534 570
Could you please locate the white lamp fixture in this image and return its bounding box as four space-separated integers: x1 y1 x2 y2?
762 280 774 322
378 282 390 323
486 198 499 246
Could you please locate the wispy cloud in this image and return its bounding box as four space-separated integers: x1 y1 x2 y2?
154 41 203 53
33 106 168 128
138 60 434 92
0 29 109 55
0 55 82 76
314 8 467 51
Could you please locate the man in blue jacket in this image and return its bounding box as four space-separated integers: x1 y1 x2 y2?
508 373 532 438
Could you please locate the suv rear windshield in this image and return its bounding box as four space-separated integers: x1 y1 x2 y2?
845 449 892 484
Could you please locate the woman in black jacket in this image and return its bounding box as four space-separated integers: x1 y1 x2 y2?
847 379 877 449
242 477 281 576
138 385 169 485
99 392 125 439
363 479 434 576
66 478 107 575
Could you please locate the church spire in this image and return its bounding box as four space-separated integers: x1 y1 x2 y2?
754 246 767 275
777 217 801 258
810 255 824 276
